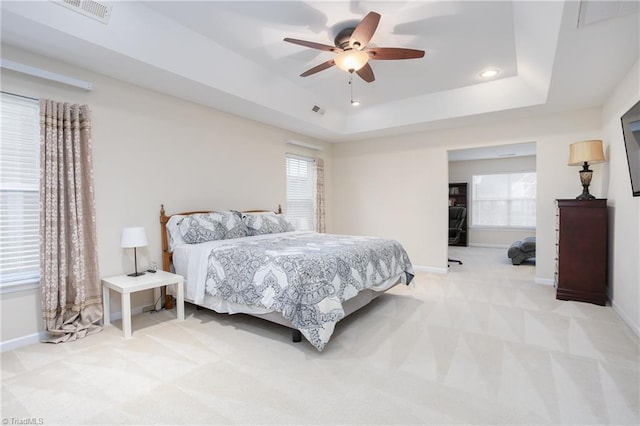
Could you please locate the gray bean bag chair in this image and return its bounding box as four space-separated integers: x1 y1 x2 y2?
507 237 536 265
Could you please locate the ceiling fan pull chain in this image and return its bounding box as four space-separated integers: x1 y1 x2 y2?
349 72 360 106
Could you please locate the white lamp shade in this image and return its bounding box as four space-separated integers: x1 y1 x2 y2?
121 227 148 248
568 140 606 166
334 50 369 72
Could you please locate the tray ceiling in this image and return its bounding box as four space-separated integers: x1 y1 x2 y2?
1 1 638 142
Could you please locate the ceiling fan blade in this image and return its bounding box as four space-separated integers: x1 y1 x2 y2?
366 47 425 60
284 38 341 52
349 11 381 50
356 63 375 83
300 59 336 77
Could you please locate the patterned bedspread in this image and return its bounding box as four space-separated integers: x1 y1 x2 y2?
202 232 414 351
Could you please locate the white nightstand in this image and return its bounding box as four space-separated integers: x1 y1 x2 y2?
102 270 184 338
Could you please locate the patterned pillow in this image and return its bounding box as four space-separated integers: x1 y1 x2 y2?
243 212 295 236
179 211 248 244
225 210 250 239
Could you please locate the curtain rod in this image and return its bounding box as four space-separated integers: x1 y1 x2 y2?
1 91 38 101
1 59 93 91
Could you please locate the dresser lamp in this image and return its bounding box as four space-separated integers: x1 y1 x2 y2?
568 140 606 200
120 227 147 277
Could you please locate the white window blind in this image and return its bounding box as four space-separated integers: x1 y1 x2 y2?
286 154 315 231
472 172 536 227
0 93 40 287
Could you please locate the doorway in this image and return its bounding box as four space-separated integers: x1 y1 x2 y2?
447 142 537 267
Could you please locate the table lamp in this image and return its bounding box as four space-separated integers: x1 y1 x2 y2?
568 140 606 200
121 227 147 277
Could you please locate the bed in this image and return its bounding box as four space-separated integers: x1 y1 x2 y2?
160 205 414 351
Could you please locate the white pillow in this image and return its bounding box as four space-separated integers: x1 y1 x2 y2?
166 215 186 252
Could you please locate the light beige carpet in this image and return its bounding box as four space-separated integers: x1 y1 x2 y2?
2 247 638 425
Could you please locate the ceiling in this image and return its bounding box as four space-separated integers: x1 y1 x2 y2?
1 1 638 142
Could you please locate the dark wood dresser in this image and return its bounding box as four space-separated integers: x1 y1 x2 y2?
555 199 608 305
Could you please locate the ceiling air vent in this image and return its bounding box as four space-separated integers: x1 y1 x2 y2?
53 0 112 24
311 105 326 115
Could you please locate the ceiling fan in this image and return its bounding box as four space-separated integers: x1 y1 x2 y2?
284 11 425 83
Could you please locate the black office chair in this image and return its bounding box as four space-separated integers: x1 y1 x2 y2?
448 206 466 266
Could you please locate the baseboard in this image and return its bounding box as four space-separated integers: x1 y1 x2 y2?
413 265 448 274
611 300 640 337
0 331 48 352
1 305 148 352
469 243 510 249
535 277 555 286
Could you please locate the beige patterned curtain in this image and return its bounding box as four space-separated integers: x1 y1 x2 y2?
40 99 102 343
315 158 326 233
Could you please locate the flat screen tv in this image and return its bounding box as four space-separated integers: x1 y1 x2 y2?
621 100 640 197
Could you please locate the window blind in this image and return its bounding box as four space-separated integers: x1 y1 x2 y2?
0 93 40 286
286 154 315 231
472 172 536 227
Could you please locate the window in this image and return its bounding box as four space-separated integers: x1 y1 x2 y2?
0 93 40 288
286 154 315 231
472 172 536 227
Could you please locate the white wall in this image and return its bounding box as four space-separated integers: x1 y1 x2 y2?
332 138 449 273
3 45 636 348
0 46 333 345
449 156 537 247
332 108 602 280
602 59 640 334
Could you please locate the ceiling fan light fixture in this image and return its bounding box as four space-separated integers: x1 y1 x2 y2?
351 100 361 106
284 11 422 83
334 50 369 72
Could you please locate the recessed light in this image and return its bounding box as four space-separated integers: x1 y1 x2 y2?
480 69 500 78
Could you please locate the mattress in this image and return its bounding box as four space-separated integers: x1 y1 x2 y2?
172 231 414 350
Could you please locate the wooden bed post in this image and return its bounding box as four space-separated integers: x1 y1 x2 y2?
160 204 172 273
159 204 174 309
